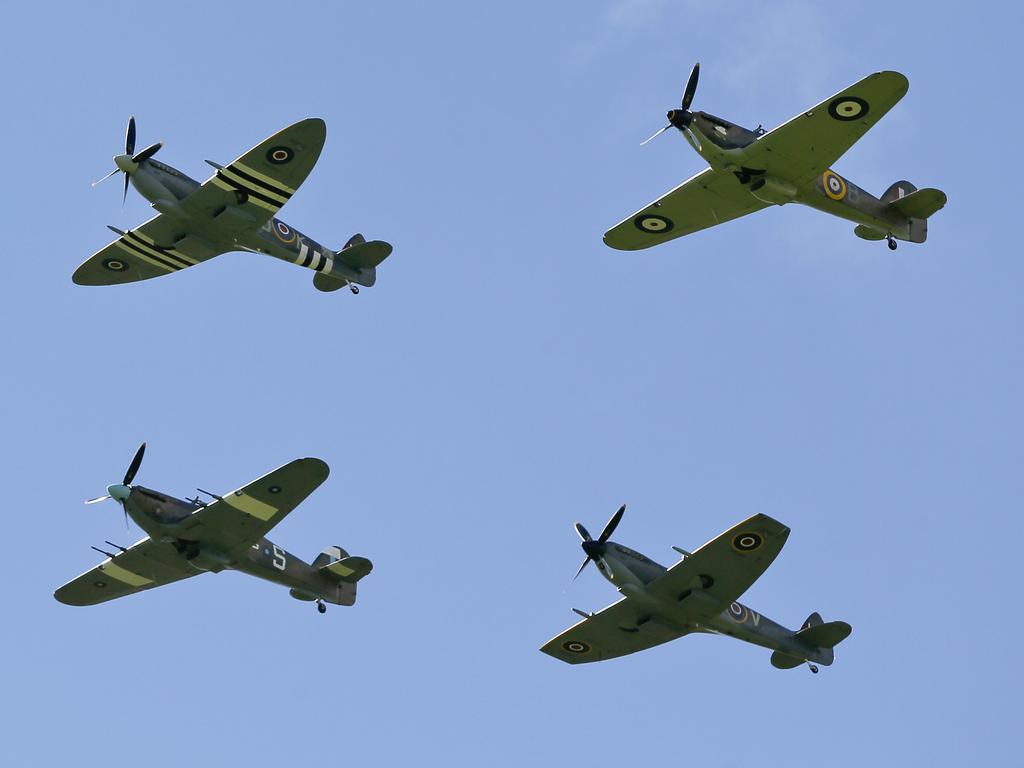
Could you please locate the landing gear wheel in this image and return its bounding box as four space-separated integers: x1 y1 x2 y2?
349 284 360 294
886 236 897 251
808 663 819 674
316 600 327 614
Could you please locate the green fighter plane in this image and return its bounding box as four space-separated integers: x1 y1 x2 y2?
55 445 372 613
76 117 391 293
605 65 946 252
541 506 850 672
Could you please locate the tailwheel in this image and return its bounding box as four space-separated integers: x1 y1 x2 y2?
807 662 819 674
886 235 897 251
349 284 360 294
316 599 327 614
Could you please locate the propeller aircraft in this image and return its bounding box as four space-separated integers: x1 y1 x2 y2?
55 444 373 613
541 506 851 672
77 117 392 293
605 65 946 252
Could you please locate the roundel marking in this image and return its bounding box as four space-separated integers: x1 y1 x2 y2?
727 602 748 623
827 96 869 121
267 146 294 164
732 532 763 553
272 221 296 244
634 214 674 234
562 640 591 654
103 258 128 272
822 170 847 201
94 580 107 588
268 485 282 494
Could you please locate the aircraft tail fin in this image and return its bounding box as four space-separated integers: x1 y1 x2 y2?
320 554 373 584
311 545 349 569
336 235 393 270
886 187 947 221
880 180 917 204
770 615 851 669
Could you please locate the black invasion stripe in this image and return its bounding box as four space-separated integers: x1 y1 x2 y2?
226 164 292 201
216 171 284 208
299 247 315 268
124 232 192 269
118 238 181 271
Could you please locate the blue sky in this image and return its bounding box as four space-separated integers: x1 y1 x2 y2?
1 1 1019 764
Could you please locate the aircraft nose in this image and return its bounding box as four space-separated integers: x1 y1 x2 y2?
113 154 137 174
582 540 605 559
107 484 130 502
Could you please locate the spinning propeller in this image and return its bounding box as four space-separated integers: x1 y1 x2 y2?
641 62 702 151
84 442 146 529
92 116 163 204
572 504 625 581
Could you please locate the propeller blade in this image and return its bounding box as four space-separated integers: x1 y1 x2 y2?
85 495 111 505
574 522 592 542
122 172 129 205
681 62 700 111
573 557 591 581
598 504 625 543
125 116 136 156
682 126 701 152
131 141 162 163
124 507 130 530
92 168 119 187
123 442 146 486
640 124 672 146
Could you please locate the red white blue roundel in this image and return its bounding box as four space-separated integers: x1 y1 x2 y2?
272 220 297 244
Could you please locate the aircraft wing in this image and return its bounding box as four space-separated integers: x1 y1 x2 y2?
646 513 790 614
73 118 326 286
540 596 691 664
73 215 228 285
746 70 909 185
603 167 770 250
194 117 326 224
174 458 330 554
54 537 198 606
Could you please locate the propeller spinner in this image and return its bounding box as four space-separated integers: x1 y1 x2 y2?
84 442 146 529
92 117 163 204
572 504 625 581
641 62 702 151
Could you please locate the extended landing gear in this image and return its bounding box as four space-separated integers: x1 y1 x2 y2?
316 599 327 614
807 662 819 674
349 284 360 294
886 235 898 251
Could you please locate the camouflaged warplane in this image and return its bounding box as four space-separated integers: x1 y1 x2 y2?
76 117 391 293
605 65 946 251
54 444 372 613
541 506 851 672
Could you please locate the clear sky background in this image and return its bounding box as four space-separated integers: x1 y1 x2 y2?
1 1 1019 764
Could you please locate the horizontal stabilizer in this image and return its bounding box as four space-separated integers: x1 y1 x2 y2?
313 273 349 292
854 224 887 241
797 619 852 650
337 239 392 270
771 651 805 669
886 188 947 220
322 555 373 583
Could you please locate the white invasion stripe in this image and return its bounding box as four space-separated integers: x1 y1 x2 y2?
100 561 153 587
310 251 324 271
220 167 288 205
319 254 334 274
224 492 278 521
295 242 308 265
233 160 297 194
114 241 174 272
